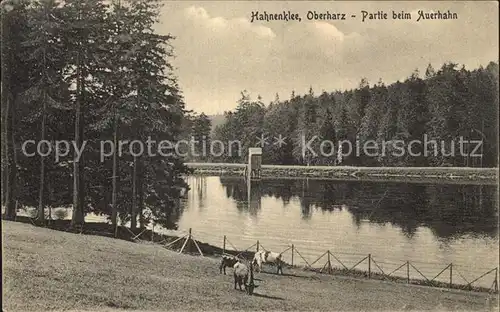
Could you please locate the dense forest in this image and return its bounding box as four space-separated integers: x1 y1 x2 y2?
210 63 498 167
0 0 198 228
1 0 498 229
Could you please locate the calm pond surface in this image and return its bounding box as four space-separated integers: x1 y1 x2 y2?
176 176 498 287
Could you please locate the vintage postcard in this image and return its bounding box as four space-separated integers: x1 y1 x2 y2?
1 0 499 311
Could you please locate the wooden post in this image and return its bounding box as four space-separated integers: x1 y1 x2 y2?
449 263 453 288
223 235 226 254
247 261 256 295
188 228 192 252
494 268 498 292
291 244 294 266
256 240 259 252
179 228 192 254
192 237 204 257
368 254 371 279
327 250 332 274
406 261 410 284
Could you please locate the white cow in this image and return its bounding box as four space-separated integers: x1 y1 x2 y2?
252 250 284 275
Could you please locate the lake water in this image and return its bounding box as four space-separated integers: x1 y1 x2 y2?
176 176 499 288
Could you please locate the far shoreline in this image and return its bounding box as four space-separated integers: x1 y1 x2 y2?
184 163 498 184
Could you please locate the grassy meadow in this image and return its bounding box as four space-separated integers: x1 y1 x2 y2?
2 221 499 311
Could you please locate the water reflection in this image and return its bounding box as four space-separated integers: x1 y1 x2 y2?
247 180 262 216
176 176 498 286
195 176 207 211
216 177 498 240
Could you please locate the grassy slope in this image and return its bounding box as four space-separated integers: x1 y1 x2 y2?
2 221 498 312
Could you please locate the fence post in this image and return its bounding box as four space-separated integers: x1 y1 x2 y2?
368 254 371 279
495 268 498 292
406 261 410 283
449 263 453 288
327 250 332 274
223 235 226 254
151 224 154 242
188 228 192 252
291 244 294 266
256 240 259 252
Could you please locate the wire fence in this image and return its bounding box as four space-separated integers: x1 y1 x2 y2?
155 228 498 294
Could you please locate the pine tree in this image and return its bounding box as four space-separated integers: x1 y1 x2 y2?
319 109 336 164
1 0 31 219
191 113 212 161
19 0 68 222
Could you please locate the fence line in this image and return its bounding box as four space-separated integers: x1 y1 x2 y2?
230 232 497 293
154 228 498 294
21 214 495 294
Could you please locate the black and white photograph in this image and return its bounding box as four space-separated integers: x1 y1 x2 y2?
1 1 499 311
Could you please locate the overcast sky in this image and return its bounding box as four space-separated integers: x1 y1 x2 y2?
153 1 499 115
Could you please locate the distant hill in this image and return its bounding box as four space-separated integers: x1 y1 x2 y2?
208 114 226 135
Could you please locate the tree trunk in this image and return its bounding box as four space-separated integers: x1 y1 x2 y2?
3 92 17 220
0 3 8 210
1 117 6 206
78 77 85 219
47 178 52 222
4 94 18 220
138 156 144 228
7 98 18 220
1 88 10 211
112 0 122 230
71 50 84 227
78 135 85 220
111 109 118 229
1 11 17 220
37 90 48 222
131 156 137 230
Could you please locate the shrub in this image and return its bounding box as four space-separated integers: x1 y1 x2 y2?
54 208 68 220
28 208 38 218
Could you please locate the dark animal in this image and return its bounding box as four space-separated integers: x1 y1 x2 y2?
219 255 238 275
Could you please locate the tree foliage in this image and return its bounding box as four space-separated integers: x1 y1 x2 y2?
1 0 190 229
213 63 498 168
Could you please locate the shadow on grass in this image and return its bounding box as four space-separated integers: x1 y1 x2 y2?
258 271 311 280
279 272 314 280
251 292 285 301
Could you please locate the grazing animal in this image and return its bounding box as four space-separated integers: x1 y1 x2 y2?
252 250 284 274
219 255 239 275
233 260 249 291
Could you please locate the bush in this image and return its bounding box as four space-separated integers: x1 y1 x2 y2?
28 208 38 218
54 208 68 220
